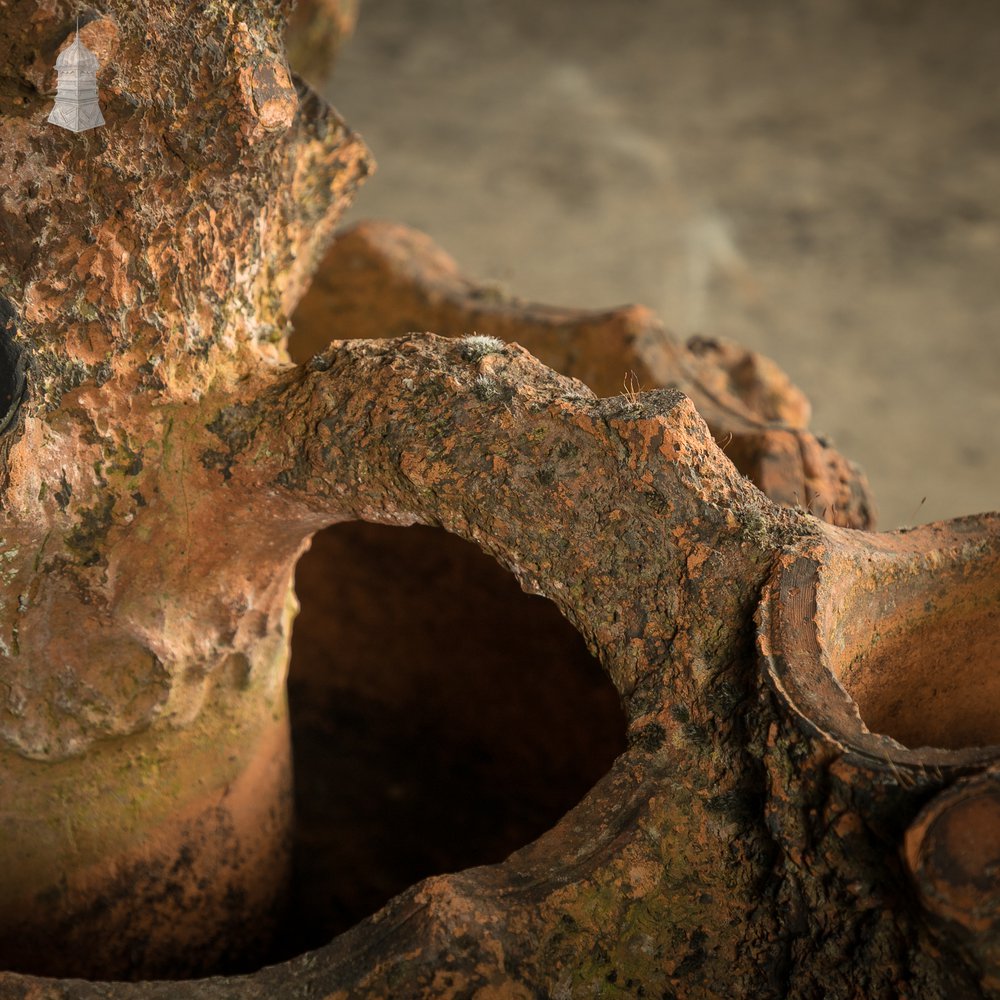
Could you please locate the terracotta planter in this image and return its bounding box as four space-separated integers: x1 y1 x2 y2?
0 323 995 997
0 2 995 991
294 221 876 530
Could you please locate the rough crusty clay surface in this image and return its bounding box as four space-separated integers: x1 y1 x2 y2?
292 220 876 529
0 0 997 996
0 0 369 976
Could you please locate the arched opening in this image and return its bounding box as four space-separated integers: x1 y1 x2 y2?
275 521 627 957
0 521 625 982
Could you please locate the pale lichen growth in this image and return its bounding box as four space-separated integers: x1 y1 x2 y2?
460 334 506 363
472 374 503 402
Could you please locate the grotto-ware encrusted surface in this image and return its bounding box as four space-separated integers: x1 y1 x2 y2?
0 0 370 976
1 332 997 997
1 0 998 994
292 220 875 529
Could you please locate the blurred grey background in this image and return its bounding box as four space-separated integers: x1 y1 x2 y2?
320 0 999 529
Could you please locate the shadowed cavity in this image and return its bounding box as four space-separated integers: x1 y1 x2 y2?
278 521 627 956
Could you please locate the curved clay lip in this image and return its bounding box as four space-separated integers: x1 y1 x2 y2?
757 510 1000 774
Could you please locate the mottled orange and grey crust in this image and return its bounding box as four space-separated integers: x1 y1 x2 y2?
291 220 875 529
0 1 370 391
0 0 997 996
0 0 371 759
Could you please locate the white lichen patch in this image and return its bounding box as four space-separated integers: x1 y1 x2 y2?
472 374 503 402
460 334 506 362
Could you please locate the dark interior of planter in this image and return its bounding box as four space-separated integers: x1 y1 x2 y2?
271 520 627 961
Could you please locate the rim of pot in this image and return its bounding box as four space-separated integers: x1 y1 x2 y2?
757 510 1000 773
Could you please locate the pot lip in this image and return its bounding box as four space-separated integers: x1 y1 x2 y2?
0 742 652 995
756 510 1000 773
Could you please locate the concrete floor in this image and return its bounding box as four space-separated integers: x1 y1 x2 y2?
323 0 999 529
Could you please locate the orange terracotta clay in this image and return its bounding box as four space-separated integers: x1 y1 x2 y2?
0 1 996 997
